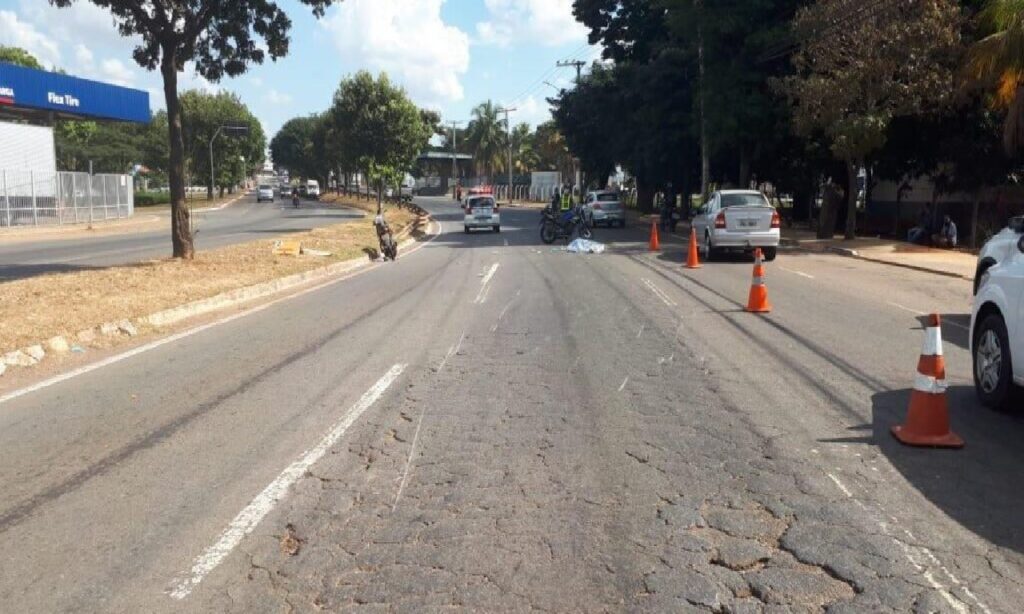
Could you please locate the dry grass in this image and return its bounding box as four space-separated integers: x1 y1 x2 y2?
0 196 418 352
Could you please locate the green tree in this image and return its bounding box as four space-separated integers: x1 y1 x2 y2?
0 46 44 69
533 121 575 177
510 123 539 174
270 115 323 182
465 101 507 179
179 90 265 198
327 71 432 212
784 0 962 239
50 0 338 259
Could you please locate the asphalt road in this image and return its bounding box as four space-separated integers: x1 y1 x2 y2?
0 193 361 281
0 196 1020 612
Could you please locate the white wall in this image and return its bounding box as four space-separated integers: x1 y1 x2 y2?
0 122 56 173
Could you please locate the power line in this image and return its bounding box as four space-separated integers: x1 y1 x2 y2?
756 0 894 64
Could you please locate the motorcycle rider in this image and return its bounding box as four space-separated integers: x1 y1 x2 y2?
292 190 300 209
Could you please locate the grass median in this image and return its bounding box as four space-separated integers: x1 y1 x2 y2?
0 195 419 353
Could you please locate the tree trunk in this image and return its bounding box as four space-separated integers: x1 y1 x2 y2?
817 183 841 240
844 160 858 240
738 146 751 189
161 50 193 259
637 180 655 214
376 179 383 215
970 192 981 249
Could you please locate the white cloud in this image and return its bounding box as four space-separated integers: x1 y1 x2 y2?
266 89 292 105
476 0 586 47
74 44 94 68
321 0 470 105
512 94 553 128
0 10 61 68
99 58 136 86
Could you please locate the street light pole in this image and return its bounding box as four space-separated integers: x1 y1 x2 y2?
497 107 516 204
449 120 463 200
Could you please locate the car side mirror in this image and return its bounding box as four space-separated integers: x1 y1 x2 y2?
1018 235 1024 254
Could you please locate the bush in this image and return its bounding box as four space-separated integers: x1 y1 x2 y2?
134 191 172 207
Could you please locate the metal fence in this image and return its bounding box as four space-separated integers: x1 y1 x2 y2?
0 169 134 227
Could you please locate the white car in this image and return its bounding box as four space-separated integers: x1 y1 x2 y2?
584 191 626 228
464 195 500 233
305 180 321 199
692 190 781 261
971 217 1024 409
256 184 274 203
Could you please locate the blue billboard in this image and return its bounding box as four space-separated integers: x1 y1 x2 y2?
0 61 150 123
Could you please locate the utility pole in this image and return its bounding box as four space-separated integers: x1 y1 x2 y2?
449 120 463 200
557 60 586 84
497 107 516 204
696 0 710 200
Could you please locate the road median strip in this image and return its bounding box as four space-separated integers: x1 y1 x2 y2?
0 196 431 380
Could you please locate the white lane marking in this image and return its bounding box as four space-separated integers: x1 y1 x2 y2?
886 302 969 331
779 266 815 279
393 404 427 512
637 324 645 339
827 473 853 498
474 263 500 304
641 278 677 307
498 299 515 321
503 239 509 247
0 224 441 409
169 363 406 600
617 377 629 392
827 472 978 613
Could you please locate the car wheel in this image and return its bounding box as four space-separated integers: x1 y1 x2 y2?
762 247 778 262
494 225 501 233
704 233 716 262
464 226 471 234
974 313 1016 410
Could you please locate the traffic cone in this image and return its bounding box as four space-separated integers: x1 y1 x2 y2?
649 220 661 252
745 248 772 313
685 226 702 269
891 314 964 448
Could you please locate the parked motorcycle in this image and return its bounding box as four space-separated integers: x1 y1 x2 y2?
374 215 398 261
540 204 593 244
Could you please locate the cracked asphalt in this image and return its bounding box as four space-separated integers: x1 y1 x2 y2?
0 196 1021 612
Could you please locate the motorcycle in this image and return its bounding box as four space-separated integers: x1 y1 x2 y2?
540 203 593 244
374 215 398 261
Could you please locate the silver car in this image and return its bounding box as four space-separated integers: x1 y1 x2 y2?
256 184 274 203
692 190 781 261
584 191 626 228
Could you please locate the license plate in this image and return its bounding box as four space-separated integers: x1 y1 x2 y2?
476 214 491 220
739 218 757 228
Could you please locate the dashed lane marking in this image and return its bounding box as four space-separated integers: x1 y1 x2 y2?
617 377 629 392
779 266 815 279
642 278 677 307
886 301 969 330
474 263 500 304
169 363 406 600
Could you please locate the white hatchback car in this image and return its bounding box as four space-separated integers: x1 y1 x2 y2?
464 195 500 233
971 217 1024 409
692 190 781 261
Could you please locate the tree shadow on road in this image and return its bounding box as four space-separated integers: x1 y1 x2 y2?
870 386 1024 556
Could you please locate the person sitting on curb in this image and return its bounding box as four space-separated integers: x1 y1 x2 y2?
931 215 958 248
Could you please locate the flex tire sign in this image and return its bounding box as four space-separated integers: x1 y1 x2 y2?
0 61 149 123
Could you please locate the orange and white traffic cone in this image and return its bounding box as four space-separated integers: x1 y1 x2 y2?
891 314 964 448
745 248 772 313
685 226 702 269
649 220 661 252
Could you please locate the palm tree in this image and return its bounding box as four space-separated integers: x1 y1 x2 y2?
465 101 506 178
966 0 1024 154
510 123 540 174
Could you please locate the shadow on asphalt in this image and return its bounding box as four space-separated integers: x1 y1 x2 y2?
0 263 104 281
870 386 1024 556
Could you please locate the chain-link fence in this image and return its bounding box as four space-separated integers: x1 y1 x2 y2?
0 169 134 227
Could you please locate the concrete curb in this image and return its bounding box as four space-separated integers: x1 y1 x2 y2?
0 211 434 377
781 240 973 281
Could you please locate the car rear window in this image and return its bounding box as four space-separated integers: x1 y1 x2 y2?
470 198 495 208
596 193 620 202
259 185 271 190
721 193 769 208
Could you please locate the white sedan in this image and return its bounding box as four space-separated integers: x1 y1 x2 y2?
691 190 781 261
971 217 1024 409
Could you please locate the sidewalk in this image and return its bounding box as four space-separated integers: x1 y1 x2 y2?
779 228 977 281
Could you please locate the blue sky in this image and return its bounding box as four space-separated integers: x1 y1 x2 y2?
0 0 599 141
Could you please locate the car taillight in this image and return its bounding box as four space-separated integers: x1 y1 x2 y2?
714 211 727 229
771 210 781 229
